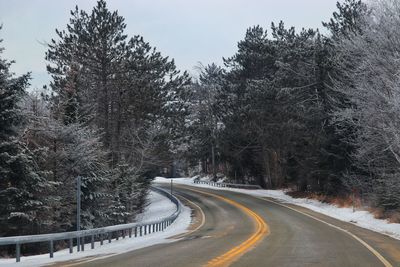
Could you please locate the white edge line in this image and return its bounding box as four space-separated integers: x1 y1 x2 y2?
252 195 393 267
172 194 206 238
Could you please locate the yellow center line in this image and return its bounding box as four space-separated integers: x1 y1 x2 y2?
182 187 270 267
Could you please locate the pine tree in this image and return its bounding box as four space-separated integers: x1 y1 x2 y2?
22 95 111 230
46 0 190 168
0 31 52 236
186 63 224 180
45 0 191 225
322 0 367 38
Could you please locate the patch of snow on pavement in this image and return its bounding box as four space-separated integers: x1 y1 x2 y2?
155 176 400 240
0 189 191 267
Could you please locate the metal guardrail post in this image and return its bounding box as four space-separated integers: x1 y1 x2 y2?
16 243 20 262
69 238 73 253
76 176 81 252
49 240 54 258
91 235 94 249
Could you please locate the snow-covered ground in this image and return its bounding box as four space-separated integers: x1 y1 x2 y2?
155 176 400 240
136 190 178 222
0 190 191 267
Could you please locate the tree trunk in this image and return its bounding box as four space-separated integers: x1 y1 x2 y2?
262 146 272 188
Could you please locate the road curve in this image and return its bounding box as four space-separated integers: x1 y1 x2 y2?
68 184 400 267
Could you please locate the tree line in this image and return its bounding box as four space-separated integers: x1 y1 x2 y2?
0 0 189 245
1 0 399 246
185 0 400 214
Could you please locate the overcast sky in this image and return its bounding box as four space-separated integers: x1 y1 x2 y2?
0 0 340 90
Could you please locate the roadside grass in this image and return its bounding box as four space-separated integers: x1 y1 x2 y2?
286 191 400 223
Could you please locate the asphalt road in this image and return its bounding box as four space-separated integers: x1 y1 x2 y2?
68 184 400 267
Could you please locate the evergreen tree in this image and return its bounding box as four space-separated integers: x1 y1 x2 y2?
186 63 224 180
322 0 367 38
185 0 369 194
0 31 52 236
217 23 327 189
45 0 190 225
46 0 190 168
22 94 112 230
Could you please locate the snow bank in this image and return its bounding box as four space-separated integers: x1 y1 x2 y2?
136 190 177 223
0 190 191 267
155 176 400 240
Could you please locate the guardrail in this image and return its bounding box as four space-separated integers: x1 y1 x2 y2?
193 180 262 190
0 186 181 262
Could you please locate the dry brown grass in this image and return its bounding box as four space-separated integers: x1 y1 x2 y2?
387 212 400 223
365 207 400 223
287 191 359 208
287 191 400 223
325 195 356 208
382 210 400 223
367 207 385 220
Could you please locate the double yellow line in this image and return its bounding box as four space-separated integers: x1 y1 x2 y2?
184 187 269 267
187 186 392 267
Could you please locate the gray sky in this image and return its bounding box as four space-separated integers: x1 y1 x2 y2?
0 0 340 90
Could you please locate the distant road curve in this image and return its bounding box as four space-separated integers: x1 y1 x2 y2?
65 184 400 267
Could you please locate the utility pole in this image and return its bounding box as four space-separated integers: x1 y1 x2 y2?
77 176 81 251
170 179 173 195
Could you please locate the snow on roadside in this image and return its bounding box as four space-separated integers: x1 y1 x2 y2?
136 190 177 223
0 190 191 267
155 176 400 240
